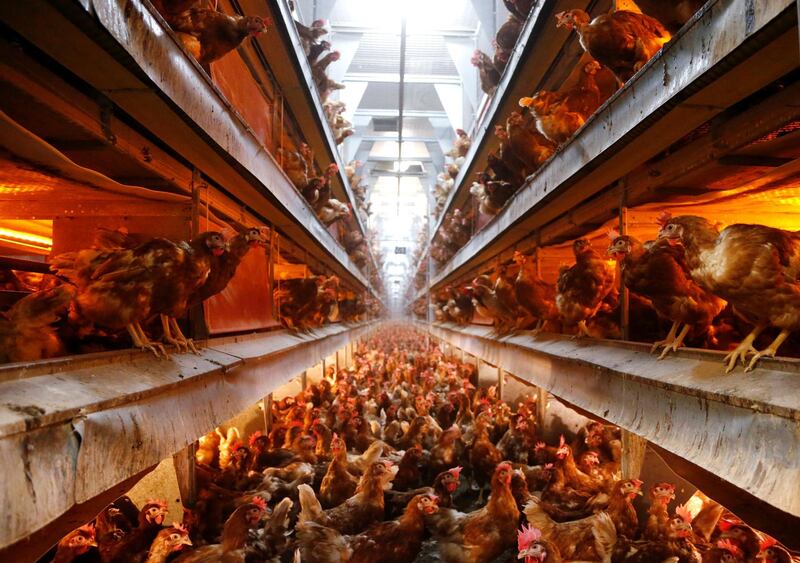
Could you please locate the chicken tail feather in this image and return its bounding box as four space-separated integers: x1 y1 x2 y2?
266 497 294 534
297 483 324 525
592 511 617 563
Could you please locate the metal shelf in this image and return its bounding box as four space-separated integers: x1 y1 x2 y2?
253 0 385 289
427 0 599 248
0 0 376 292
428 0 798 290
0 322 377 554
420 321 800 546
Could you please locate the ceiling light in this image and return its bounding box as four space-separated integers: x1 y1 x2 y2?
0 226 52 252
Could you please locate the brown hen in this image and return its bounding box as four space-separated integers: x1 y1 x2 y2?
513 251 559 332
556 9 671 84
555 238 617 337
608 232 726 358
658 215 800 372
169 8 268 70
428 462 520 563
519 60 603 144
0 285 73 363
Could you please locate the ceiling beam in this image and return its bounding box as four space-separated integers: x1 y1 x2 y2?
331 24 478 37
344 73 461 84
354 109 448 118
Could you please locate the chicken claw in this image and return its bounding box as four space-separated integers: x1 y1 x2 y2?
651 321 679 354
571 320 590 339
744 329 790 373
170 317 200 355
658 324 690 360
127 323 168 359
161 315 188 353
723 325 764 373
531 319 545 336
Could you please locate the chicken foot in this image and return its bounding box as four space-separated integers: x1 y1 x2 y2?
654 322 691 360
169 316 200 354
659 324 691 359
160 314 189 353
572 320 590 339
744 329 790 373
651 321 679 354
723 324 765 373
127 322 167 358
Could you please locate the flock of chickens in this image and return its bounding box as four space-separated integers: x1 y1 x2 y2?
416 1 799 373
1 1 387 362
420 212 800 373
50 329 795 563
1 228 262 362
0 224 377 363
469 2 676 221
295 16 355 145
431 1 705 265
147 1 379 286
431 0 703 263
281 16 381 279
273 274 376 332
276 139 380 276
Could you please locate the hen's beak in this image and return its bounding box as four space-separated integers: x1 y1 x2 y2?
180 536 193 546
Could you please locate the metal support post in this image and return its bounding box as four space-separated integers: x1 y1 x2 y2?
536 386 548 431
497 365 504 401
172 442 197 509
620 183 630 341
263 393 273 434
621 429 647 479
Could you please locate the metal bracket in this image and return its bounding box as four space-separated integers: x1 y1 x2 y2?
97 95 117 145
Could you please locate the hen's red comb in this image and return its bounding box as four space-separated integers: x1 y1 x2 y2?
250 496 267 512
449 466 463 479
517 523 542 551
675 504 693 524
656 210 672 227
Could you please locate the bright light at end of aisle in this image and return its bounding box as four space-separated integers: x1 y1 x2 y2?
345 0 460 32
